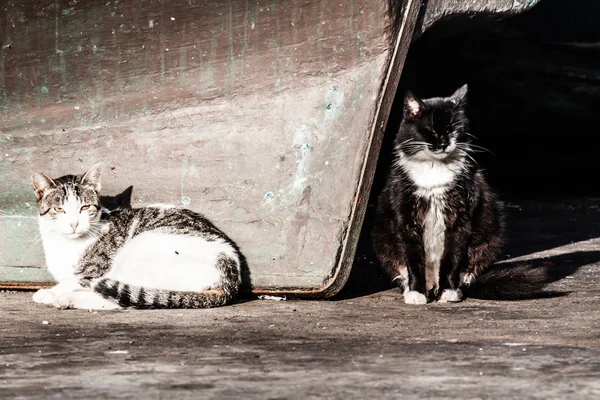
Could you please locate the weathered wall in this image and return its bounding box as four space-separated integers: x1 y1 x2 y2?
0 0 392 292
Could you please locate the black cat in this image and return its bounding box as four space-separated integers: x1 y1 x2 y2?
99 185 133 219
371 85 546 304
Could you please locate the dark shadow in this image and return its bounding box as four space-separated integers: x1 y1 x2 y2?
335 249 600 301
464 250 600 301
393 0 600 197
501 201 600 262
337 199 600 299
334 204 391 300
336 190 600 300
499 250 600 285
99 185 134 211
338 0 600 300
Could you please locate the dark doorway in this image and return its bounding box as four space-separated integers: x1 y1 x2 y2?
339 0 600 299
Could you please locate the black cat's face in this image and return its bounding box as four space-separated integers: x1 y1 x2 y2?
396 85 470 161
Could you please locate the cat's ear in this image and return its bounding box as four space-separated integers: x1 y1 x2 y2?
119 186 134 207
31 172 57 201
404 91 424 118
81 163 103 192
450 84 468 105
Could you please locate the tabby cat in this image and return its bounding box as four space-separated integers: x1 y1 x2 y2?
31 164 242 310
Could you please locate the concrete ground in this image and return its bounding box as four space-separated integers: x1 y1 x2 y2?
1 199 600 399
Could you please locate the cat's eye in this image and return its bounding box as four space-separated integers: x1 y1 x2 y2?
80 205 91 211
53 207 64 213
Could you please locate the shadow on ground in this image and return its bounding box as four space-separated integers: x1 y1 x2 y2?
335 199 600 300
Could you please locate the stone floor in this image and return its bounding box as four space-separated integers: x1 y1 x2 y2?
1 199 599 399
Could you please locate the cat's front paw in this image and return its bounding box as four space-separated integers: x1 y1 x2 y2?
404 290 428 305
32 289 56 305
53 293 74 309
438 289 463 303
55 292 122 310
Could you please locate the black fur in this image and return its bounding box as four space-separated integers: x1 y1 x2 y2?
99 185 133 218
464 264 548 300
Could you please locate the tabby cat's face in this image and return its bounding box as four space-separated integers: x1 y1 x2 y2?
32 164 103 239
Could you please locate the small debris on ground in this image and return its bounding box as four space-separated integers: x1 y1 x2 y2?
105 350 129 355
257 295 287 301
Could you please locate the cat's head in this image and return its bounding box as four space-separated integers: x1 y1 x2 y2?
31 164 103 239
396 84 470 161
99 185 133 219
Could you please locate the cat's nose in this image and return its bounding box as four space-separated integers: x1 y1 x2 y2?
70 222 79 233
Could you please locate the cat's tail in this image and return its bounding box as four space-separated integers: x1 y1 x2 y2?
92 254 241 309
463 264 549 300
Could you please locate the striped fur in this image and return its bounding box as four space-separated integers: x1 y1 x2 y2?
31 164 244 310
93 253 240 309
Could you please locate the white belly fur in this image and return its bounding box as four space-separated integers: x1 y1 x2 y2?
423 195 446 292
107 231 238 291
41 232 95 281
399 152 463 292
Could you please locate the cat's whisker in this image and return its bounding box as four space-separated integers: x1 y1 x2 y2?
467 144 495 156
463 153 479 167
401 143 430 153
456 146 481 158
84 229 101 240
408 141 431 146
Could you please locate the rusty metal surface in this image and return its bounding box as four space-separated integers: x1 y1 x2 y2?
420 0 541 33
0 0 393 294
0 281 53 290
325 0 423 297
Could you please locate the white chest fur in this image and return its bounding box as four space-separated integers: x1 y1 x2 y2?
399 152 464 292
422 194 446 292
398 154 463 197
40 231 95 281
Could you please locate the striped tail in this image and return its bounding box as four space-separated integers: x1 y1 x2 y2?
92 253 240 309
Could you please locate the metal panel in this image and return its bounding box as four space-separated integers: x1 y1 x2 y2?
0 0 426 295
